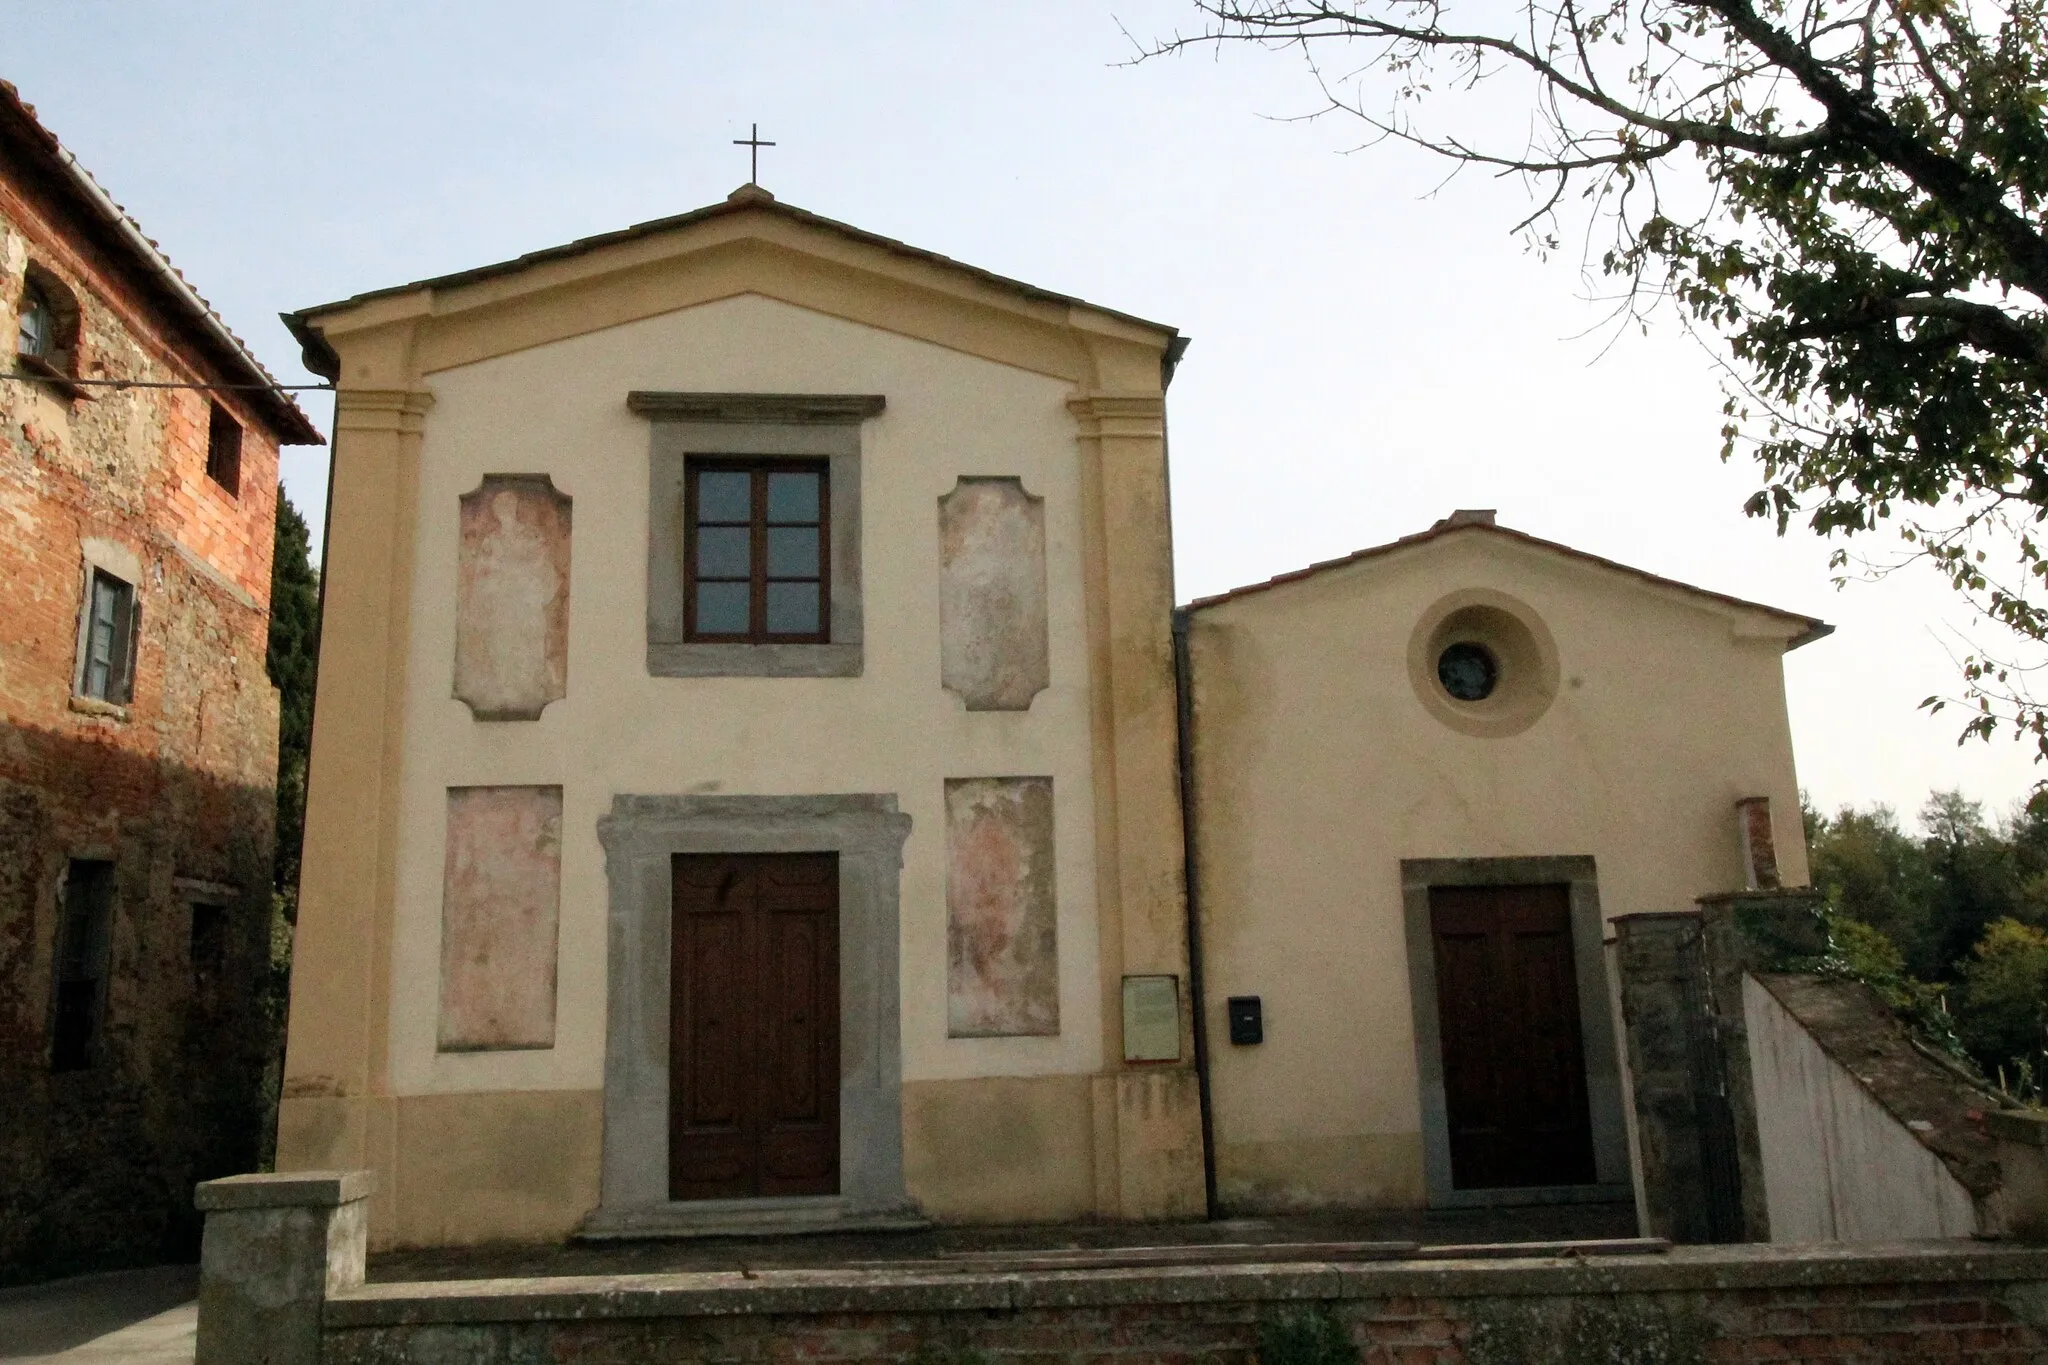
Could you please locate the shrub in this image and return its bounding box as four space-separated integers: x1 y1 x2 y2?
1953 918 2048 1086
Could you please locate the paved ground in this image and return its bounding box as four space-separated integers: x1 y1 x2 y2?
370 1201 1640 1281
0 1266 196 1364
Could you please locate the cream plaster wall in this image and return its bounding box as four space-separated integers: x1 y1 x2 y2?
1186 529 1814 1211
1744 976 1979 1240
384 293 1104 1101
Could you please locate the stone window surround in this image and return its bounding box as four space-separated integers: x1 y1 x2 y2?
70 537 144 719
587 793 918 1236
1399 855 1634 1209
631 392 883 678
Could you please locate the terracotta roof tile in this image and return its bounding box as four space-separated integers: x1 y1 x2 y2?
1183 516 1832 649
0 80 323 444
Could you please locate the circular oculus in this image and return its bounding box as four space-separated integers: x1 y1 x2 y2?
1436 641 1499 702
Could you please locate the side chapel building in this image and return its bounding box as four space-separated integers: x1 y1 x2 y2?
278 185 1822 1247
0 81 323 1279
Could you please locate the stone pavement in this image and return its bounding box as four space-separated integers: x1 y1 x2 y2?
0 1266 196 1365
369 1201 1639 1281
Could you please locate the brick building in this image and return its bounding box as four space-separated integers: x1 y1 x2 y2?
0 82 323 1282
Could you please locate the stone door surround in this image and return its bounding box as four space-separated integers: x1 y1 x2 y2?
587 794 919 1237
1400 855 1634 1209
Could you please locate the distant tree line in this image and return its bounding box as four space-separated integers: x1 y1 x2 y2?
256 488 318 1165
1808 791 2048 1095
266 488 318 917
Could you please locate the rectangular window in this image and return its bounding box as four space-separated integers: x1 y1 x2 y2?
684 459 829 643
206 402 242 496
51 859 115 1071
77 568 138 705
190 902 226 1009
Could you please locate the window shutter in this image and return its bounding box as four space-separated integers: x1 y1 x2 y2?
110 582 138 705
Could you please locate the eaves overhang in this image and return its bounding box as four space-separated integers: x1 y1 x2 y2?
283 184 1185 383
1185 518 1831 650
0 81 324 445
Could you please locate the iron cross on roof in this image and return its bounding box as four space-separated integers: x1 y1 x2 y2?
733 123 776 185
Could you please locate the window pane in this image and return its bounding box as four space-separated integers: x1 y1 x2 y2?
766 527 820 578
695 581 751 635
19 299 49 358
696 470 752 523
765 581 821 635
766 471 821 524
84 575 118 699
696 525 751 578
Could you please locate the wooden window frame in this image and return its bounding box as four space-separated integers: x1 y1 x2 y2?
17 264 87 400
683 457 831 645
76 566 139 706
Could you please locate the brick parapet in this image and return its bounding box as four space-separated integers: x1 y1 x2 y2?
319 1243 2048 1363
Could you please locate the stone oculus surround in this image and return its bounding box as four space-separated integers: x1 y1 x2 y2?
585 793 921 1237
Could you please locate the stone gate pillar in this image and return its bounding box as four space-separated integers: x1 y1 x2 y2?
194 1170 372 1365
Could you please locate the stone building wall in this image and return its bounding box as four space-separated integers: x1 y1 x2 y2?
0 98 306 1282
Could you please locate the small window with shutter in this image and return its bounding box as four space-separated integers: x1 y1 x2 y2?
76 568 139 705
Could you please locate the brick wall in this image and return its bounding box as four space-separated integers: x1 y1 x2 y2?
320 1245 2048 1365
0 129 289 1282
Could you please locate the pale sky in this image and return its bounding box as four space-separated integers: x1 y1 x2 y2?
8 0 2038 825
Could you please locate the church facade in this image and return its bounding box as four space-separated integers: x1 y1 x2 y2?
1179 513 1823 1217
277 189 1825 1248
277 186 1204 1246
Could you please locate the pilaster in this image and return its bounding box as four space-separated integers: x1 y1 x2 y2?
276 386 432 1238
1070 390 1205 1220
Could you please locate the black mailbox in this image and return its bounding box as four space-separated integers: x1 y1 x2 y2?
1226 995 1263 1045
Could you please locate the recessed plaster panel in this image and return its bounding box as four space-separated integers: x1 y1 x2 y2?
438 785 562 1051
939 478 1048 711
454 476 570 720
946 776 1058 1037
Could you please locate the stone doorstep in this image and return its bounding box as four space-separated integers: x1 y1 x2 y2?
870 1236 1668 1273
319 1240 2048 1329
575 1196 930 1242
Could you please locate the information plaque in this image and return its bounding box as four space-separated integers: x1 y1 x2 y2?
1120 974 1181 1063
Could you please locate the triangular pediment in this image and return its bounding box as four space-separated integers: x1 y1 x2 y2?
1189 519 1829 649
288 187 1181 393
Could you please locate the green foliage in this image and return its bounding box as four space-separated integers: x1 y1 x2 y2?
1802 789 2048 1085
1810 910 1974 1063
1953 917 2048 1084
1257 1305 1358 1365
266 488 320 915
1807 789 2048 981
1149 1 2048 748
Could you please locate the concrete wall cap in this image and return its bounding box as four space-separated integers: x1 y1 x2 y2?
1988 1108 2048 1147
320 1242 2048 1327
194 1170 375 1211
1695 888 1824 906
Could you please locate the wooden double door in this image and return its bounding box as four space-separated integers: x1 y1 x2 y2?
669 852 840 1201
1428 882 1598 1190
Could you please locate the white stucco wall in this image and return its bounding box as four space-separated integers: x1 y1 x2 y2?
1186 530 1815 1209
382 293 1104 1098
1744 975 1979 1241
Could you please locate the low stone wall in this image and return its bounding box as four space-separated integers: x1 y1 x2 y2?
321 1243 2048 1364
